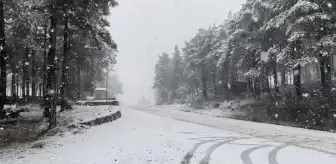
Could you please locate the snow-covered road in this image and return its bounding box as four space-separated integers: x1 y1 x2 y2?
1 106 336 164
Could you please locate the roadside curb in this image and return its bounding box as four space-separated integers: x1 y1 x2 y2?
41 109 122 138
31 110 122 146
79 110 122 127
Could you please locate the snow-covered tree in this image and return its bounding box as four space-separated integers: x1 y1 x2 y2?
153 53 172 104
171 45 183 100
0 0 119 125
153 0 336 126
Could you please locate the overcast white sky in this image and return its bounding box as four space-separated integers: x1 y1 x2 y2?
108 0 246 105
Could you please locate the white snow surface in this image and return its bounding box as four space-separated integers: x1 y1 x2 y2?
0 106 335 164
163 99 254 118
162 104 247 118
139 105 336 155
3 104 120 125
76 100 117 104
59 105 121 125
95 88 107 91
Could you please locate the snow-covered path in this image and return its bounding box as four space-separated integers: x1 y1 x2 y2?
1 107 336 164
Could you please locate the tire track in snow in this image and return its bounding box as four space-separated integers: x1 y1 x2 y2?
181 132 213 134
240 145 271 164
188 136 231 141
199 138 242 164
268 144 288 164
293 144 336 156
180 137 235 164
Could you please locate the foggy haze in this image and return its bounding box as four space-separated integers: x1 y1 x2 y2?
108 0 246 105
2 0 336 163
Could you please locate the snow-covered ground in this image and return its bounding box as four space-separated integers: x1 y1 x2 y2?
138 105 336 154
1 106 336 164
159 99 255 119
8 104 120 125
59 105 121 125
0 105 120 146
3 104 120 122
160 103 244 118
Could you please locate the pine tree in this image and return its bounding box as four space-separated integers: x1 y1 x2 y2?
171 45 183 101
153 53 172 104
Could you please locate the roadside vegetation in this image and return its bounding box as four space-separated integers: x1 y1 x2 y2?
0 0 120 145
153 0 336 131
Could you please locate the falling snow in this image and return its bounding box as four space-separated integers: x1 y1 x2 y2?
294 70 300 75
1 0 336 163
275 113 279 118
48 89 56 94
328 3 332 8
303 93 310 97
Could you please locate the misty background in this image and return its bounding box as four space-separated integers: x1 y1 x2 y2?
108 0 246 105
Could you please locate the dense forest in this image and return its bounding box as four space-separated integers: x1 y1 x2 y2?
0 0 118 128
153 0 336 130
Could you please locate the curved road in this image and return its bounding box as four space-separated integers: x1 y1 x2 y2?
1 107 336 164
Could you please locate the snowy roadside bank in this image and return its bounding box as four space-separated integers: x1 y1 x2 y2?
0 106 122 163
59 105 121 126
156 99 336 132
135 105 336 155
157 99 254 120
1 105 121 147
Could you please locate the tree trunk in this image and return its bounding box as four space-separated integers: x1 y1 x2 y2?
281 68 286 86
0 0 6 118
45 5 57 129
326 56 332 101
77 55 81 99
106 72 108 100
254 78 261 97
223 60 229 99
43 23 48 96
212 69 217 99
161 90 165 104
320 54 332 104
39 83 43 97
90 59 94 96
319 54 331 98
293 41 302 100
202 65 208 99
31 49 36 97
251 50 260 97
320 56 326 92
25 53 30 100
16 73 18 98
55 65 59 95
0 53 5 114
272 63 279 94
247 77 253 96
22 51 25 98
265 65 271 93
60 12 69 112
22 46 30 101
294 64 301 99
11 70 16 97
260 62 265 93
